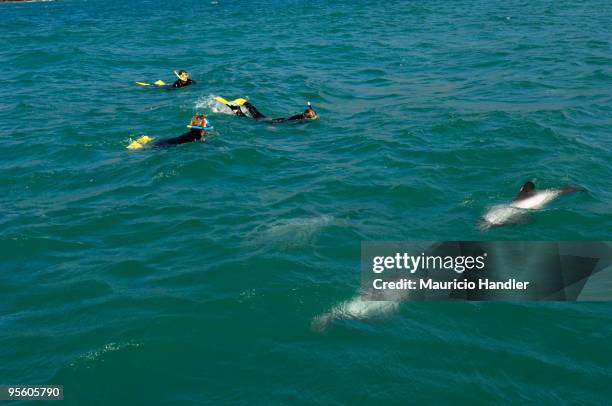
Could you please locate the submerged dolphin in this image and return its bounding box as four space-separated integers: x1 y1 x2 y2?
482 181 583 227
311 296 400 332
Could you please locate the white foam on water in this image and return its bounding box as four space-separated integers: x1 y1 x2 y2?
194 94 236 115
71 342 141 367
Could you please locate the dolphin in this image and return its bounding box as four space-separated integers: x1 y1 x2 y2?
482 181 583 227
311 296 400 332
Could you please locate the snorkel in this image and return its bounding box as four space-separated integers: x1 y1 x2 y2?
187 112 213 131
174 70 189 82
305 101 317 119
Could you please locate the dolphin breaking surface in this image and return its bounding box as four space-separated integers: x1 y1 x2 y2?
482 183 582 228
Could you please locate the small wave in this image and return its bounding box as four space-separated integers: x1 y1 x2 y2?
71 342 141 367
153 169 178 180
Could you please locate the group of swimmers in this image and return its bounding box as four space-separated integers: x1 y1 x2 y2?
129 70 318 149
132 71 585 226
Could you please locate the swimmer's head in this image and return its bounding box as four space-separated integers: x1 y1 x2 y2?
304 102 317 119
177 70 189 81
190 113 207 129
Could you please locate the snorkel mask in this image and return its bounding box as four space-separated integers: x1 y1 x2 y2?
187 113 213 130
305 102 317 119
175 70 189 81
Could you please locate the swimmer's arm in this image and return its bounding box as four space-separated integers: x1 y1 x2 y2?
287 113 305 121
271 113 305 123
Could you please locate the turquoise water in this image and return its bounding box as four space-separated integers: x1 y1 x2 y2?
1 0 611 403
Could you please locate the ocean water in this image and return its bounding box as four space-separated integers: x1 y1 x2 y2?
1 0 611 404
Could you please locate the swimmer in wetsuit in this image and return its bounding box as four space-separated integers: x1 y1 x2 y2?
171 70 196 88
227 101 317 123
126 114 211 150
152 114 209 147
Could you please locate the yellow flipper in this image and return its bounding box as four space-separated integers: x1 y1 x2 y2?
135 80 166 87
214 96 231 106
127 135 153 150
231 98 247 106
214 96 247 107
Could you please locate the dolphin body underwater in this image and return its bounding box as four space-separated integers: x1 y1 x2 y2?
482 181 584 227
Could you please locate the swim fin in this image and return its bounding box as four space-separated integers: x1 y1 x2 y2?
231 98 247 106
127 135 153 149
214 96 231 106
135 80 167 87
214 96 247 107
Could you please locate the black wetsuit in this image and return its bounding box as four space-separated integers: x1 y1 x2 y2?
233 101 310 123
225 101 265 119
271 113 308 123
171 78 196 88
153 129 203 147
